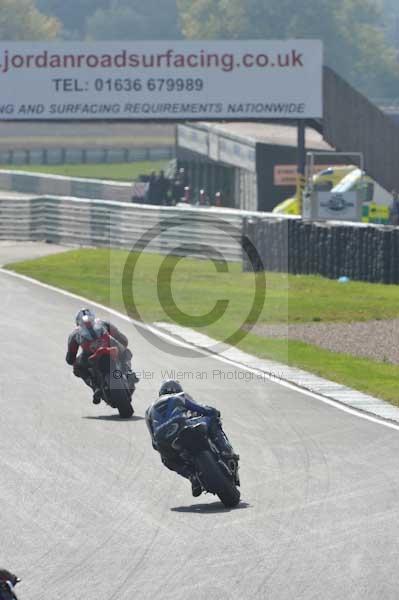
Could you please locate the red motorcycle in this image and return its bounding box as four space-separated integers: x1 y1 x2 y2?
88 341 135 418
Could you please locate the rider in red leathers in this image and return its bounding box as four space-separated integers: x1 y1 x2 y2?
66 308 138 404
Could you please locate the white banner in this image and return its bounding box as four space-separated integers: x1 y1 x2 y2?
317 191 358 220
0 40 323 121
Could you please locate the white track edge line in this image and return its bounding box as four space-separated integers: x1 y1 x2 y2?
2 266 399 433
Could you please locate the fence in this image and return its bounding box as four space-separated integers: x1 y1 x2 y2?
2 193 398 283
0 195 250 262
0 169 144 202
243 217 399 284
0 146 174 166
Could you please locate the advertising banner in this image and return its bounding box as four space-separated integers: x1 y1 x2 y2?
0 40 323 120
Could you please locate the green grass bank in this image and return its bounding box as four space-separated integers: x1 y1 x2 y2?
0 160 169 181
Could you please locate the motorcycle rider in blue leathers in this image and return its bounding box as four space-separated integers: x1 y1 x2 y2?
145 380 239 497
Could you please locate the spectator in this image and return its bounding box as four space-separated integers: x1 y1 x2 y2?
157 170 170 205
172 168 188 205
147 171 157 205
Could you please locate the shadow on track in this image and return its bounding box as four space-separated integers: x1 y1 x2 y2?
171 501 250 514
82 415 145 422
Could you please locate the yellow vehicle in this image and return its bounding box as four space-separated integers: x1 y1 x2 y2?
273 166 355 215
329 167 391 224
273 165 392 223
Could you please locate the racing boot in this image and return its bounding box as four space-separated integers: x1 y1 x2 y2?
189 475 202 497
81 374 101 404
92 388 102 404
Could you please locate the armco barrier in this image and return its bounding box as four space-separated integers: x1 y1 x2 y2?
3 194 398 282
0 170 147 203
242 217 399 284
0 196 250 262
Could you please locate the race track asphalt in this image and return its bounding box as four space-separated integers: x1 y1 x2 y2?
1 263 399 600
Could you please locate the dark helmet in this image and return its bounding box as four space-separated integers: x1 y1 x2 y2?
159 380 183 397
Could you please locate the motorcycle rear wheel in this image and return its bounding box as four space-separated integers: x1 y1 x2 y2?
196 451 240 508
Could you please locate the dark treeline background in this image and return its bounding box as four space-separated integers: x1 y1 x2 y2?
2 0 399 101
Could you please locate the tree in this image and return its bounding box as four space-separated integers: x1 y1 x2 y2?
177 0 247 39
36 0 109 38
0 0 59 39
87 0 180 40
177 0 399 99
379 0 399 49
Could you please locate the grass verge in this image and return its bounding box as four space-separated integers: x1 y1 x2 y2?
0 160 169 181
5 248 399 405
0 135 174 149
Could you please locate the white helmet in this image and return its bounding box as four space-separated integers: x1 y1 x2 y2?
75 308 96 327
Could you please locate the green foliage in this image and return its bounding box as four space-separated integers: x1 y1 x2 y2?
36 0 180 39
379 0 399 56
177 0 399 99
36 0 109 38
86 0 180 40
2 0 397 99
0 0 59 39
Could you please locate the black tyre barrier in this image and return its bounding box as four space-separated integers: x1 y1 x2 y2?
242 218 399 284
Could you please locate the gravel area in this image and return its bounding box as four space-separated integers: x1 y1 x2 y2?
249 320 399 364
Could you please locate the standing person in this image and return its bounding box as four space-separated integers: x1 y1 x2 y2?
147 171 157 205
157 170 170 205
172 168 187 204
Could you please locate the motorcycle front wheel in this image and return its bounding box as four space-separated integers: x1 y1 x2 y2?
109 387 134 418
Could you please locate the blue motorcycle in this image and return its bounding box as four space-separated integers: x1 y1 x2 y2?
156 415 240 508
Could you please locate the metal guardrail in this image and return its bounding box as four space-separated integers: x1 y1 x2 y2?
0 196 254 262
0 146 174 166
3 193 396 282
0 169 147 202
